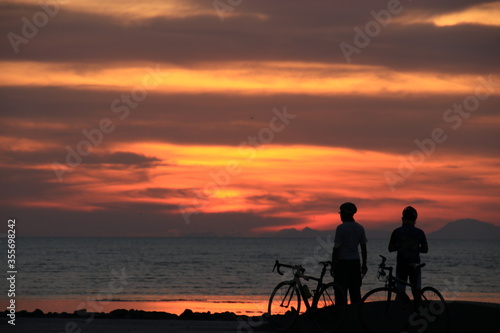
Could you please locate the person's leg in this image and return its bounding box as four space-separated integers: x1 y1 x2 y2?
334 260 348 305
408 265 422 302
395 263 409 295
348 259 362 304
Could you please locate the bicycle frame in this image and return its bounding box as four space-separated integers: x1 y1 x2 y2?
378 255 424 292
360 255 450 333
270 260 348 333
273 260 331 311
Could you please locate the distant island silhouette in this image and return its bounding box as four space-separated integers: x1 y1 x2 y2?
426 219 500 240
265 219 500 240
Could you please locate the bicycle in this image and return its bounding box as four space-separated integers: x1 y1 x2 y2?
359 255 449 333
267 260 347 332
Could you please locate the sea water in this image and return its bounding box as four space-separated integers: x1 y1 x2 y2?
2 237 499 313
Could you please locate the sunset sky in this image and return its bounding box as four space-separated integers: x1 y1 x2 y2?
1 0 499 237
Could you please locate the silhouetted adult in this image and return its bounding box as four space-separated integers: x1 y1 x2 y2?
331 202 368 304
388 206 428 298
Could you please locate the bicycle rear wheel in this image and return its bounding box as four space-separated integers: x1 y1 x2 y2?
268 281 301 331
414 286 449 333
359 287 411 333
312 282 347 333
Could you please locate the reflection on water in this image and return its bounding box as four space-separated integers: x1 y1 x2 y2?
14 296 269 315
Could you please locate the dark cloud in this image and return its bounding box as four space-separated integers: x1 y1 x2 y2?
238 0 492 19
247 194 291 206
2 86 499 156
124 187 196 199
91 201 179 212
0 167 58 203
0 206 184 237
1 1 498 73
2 149 161 168
184 211 302 237
0 163 151 206
245 192 438 216
342 23 500 73
83 151 162 167
1 205 300 237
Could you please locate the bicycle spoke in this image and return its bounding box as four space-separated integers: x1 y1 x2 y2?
268 281 300 331
409 287 449 333
313 283 346 333
359 287 411 333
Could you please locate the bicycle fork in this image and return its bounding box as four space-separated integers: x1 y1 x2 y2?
280 285 296 309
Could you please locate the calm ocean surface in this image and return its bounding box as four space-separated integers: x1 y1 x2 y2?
2 237 500 312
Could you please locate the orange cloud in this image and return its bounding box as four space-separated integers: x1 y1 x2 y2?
431 2 500 27
1 61 491 96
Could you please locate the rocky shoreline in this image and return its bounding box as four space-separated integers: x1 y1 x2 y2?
4 308 248 321
4 301 500 333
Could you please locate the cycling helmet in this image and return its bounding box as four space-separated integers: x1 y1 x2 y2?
402 206 418 221
339 202 357 215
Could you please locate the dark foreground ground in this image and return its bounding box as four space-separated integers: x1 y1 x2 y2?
1 301 499 332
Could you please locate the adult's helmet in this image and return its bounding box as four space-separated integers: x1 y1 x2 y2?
402 206 418 221
339 202 357 215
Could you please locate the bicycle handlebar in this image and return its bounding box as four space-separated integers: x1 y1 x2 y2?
377 255 426 278
318 261 332 268
273 260 305 276
273 260 333 277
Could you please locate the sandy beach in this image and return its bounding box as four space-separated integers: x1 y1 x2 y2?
2 301 499 333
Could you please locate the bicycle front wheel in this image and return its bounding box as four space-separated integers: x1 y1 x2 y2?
268 281 301 331
359 287 411 333
312 282 347 333
415 286 449 333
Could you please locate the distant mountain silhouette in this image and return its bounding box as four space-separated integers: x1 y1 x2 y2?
269 227 391 239
181 231 218 238
274 227 328 238
267 219 500 239
427 219 500 240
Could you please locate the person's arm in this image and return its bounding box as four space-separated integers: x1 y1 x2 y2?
330 243 340 276
420 231 428 253
332 226 342 262
388 243 398 252
388 230 398 252
332 246 338 263
331 226 341 276
360 243 367 275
